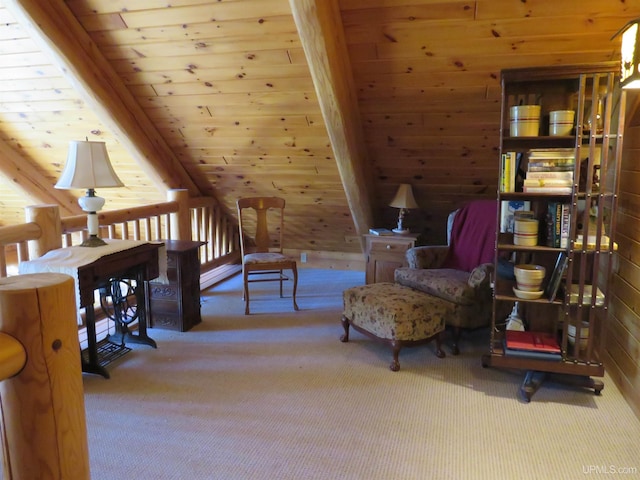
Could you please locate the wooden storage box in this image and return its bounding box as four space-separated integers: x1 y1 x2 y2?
149 240 205 332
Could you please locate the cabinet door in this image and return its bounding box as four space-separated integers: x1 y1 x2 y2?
365 235 415 283
368 256 404 283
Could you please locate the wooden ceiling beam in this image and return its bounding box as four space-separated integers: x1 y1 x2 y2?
289 0 374 250
4 0 201 197
0 139 78 217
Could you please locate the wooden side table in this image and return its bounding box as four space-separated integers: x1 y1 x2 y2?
149 240 205 332
364 233 418 284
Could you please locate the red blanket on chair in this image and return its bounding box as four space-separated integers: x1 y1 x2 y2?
441 200 498 272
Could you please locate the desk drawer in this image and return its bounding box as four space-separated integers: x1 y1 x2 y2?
368 239 414 253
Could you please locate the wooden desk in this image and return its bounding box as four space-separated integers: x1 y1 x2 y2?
20 241 162 378
78 243 161 377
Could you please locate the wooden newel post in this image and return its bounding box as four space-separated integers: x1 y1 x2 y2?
0 273 90 480
25 204 63 259
0 334 26 382
168 189 191 241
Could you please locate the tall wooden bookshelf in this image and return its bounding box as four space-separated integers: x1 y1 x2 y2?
481 63 626 402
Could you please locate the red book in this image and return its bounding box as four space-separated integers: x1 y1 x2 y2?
505 331 561 354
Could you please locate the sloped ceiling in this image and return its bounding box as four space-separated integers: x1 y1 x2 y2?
1 0 639 253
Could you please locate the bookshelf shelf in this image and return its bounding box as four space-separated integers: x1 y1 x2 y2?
482 63 624 402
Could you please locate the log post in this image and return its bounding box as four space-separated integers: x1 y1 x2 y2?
25 204 63 258
0 333 26 382
0 273 90 480
168 189 191 241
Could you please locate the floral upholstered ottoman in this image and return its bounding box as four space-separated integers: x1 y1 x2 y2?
341 282 447 371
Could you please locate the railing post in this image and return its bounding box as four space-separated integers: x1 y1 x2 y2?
0 273 90 479
168 189 191 240
0 333 26 382
25 204 63 258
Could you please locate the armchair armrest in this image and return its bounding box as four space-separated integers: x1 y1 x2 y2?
468 263 494 291
405 245 449 269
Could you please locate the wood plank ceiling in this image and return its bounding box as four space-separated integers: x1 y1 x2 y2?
1 0 639 253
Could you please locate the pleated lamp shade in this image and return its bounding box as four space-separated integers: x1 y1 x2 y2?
389 184 419 209
55 141 123 190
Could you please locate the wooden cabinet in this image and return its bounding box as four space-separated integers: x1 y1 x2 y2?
481 63 625 401
364 233 418 284
149 240 205 332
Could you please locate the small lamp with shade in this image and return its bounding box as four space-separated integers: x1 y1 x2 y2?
55 140 124 247
389 183 419 234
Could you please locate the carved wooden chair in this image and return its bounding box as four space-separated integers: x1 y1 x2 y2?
236 197 299 315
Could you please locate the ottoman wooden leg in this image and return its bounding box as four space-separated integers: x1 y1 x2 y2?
340 315 350 342
435 332 445 358
390 340 401 372
450 326 461 356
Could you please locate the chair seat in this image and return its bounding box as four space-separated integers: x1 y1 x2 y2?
244 252 292 265
394 267 476 306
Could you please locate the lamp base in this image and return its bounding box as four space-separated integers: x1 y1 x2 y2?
80 235 107 248
392 228 411 235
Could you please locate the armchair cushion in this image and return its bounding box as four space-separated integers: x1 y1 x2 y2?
394 263 493 306
394 268 475 305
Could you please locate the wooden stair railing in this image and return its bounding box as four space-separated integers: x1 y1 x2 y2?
0 190 241 281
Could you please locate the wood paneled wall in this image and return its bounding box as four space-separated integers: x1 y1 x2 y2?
606 93 640 418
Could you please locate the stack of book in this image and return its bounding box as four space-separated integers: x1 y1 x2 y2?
504 330 562 361
523 149 575 194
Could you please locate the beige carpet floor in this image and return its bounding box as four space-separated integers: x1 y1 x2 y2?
81 269 640 480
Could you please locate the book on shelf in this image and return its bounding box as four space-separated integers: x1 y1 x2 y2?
528 165 575 172
545 202 562 247
369 228 393 236
505 330 561 354
528 158 575 167
522 186 573 194
560 203 570 248
523 178 573 188
500 151 516 192
527 148 576 160
574 234 617 251
503 340 562 361
499 200 531 233
545 202 570 248
526 170 574 180
500 153 509 193
567 284 605 306
527 148 576 174
544 252 568 302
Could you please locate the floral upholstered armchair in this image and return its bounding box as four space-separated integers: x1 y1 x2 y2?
394 200 497 354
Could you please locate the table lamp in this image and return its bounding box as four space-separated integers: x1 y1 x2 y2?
55 140 124 247
389 183 419 234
